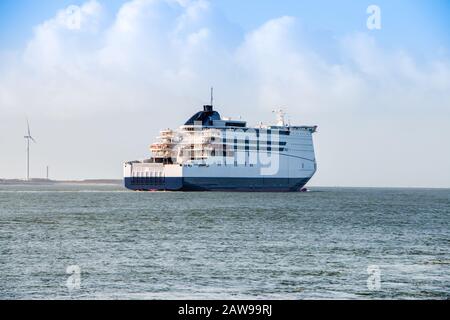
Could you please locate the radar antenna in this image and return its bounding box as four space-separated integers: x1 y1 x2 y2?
272 109 287 126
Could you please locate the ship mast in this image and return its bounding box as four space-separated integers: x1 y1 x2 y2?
272 109 287 126
210 87 214 108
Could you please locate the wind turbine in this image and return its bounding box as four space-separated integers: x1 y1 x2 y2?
24 119 36 181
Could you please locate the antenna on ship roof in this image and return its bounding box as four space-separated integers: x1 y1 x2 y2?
272 109 287 126
210 87 214 108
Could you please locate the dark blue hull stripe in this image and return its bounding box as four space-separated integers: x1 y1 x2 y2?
124 177 310 192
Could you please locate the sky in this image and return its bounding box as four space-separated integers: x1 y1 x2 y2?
0 0 449 187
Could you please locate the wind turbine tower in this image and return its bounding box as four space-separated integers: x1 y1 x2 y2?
24 119 36 181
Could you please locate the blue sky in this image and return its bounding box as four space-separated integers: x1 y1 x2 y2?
0 0 449 186
1 0 448 57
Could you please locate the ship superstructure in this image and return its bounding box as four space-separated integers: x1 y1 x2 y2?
124 104 317 191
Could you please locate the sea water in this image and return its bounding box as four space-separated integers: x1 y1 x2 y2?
0 185 448 299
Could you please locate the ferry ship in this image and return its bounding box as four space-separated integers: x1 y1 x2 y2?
124 101 317 192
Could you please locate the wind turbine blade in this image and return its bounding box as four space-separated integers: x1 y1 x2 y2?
27 118 31 136
30 136 37 143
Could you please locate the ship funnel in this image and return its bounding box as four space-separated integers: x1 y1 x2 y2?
203 105 213 112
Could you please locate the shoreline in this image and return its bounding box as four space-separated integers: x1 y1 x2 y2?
0 179 123 186
0 180 448 190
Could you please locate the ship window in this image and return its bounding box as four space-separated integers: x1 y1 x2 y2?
225 122 246 127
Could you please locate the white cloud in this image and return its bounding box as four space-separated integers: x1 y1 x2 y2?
3 0 448 117
23 0 102 68
0 0 449 185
